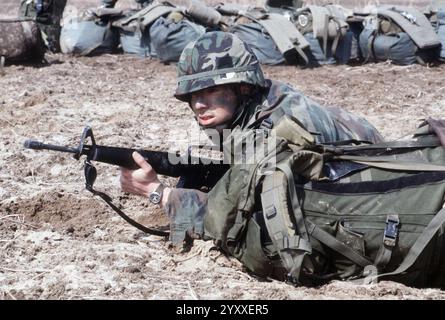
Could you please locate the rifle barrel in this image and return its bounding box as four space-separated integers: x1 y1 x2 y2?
24 140 79 154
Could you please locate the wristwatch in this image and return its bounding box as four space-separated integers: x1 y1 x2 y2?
148 183 165 205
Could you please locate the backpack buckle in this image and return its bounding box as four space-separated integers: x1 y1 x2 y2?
383 215 400 247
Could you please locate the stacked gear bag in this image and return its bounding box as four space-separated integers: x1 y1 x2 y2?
358 5 441 65
216 2 355 67
112 1 205 62
205 117 445 288
149 13 205 63
18 0 67 53
215 3 311 66
293 5 354 66
60 8 121 56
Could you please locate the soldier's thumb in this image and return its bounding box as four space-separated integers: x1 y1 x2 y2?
132 151 153 172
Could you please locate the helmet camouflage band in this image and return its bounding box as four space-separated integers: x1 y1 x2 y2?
174 31 267 101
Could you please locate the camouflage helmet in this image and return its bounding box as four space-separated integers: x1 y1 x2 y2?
174 31 268 102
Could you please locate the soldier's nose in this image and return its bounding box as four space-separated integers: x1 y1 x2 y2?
193 98 208 111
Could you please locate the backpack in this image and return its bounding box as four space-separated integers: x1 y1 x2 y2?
215 4 310 65
303 31 353 66
0 19 45 64
359 5 441 65
115 9 158 57
149 16 205 63
230 22 285 65
205 117 445 288
293 5 352 65
18 0 67 52
60 11 120 56
112 1 184 59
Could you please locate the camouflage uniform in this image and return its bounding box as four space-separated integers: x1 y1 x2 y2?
164 32 383 244
100 0 153 8
18 0 67 52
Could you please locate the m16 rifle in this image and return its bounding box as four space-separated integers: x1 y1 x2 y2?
24 126 229 237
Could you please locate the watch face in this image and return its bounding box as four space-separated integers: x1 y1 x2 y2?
149 192 161 204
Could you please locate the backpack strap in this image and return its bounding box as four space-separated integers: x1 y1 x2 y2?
260 167 312 283
243 12 310 65
308 5 329 58
307 5 349 58
112 2 181 32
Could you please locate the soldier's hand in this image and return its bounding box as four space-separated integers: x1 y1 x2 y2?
120 151 160 197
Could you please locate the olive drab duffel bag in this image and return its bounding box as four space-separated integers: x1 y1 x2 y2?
205 117 445 288
0 19 45 65
18 0 67 52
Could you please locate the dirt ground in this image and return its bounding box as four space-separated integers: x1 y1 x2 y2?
1 0 445 300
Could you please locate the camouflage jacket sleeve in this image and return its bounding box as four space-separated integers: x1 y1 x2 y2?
164 188 209 244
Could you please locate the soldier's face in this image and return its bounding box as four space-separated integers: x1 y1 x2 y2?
190 85 238 131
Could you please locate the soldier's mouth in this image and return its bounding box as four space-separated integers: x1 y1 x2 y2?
198 114 214 121
198 114 215 126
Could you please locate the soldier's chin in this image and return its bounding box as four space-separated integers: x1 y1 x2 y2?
200 122 230 134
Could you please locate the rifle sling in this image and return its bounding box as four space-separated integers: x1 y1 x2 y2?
89 187 170 237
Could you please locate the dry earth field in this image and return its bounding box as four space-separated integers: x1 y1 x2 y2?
1 0 445 300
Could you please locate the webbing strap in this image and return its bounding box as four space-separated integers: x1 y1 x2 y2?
277 163 309 240
306 221 373 267
336 136 441 152
112 4 179 31
333 155 445 172
374 244 393 270
373 215 400 271
261 170 311 282
369 206 445 282
245 12 310 64
330 17 345 55
322 13 329 59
